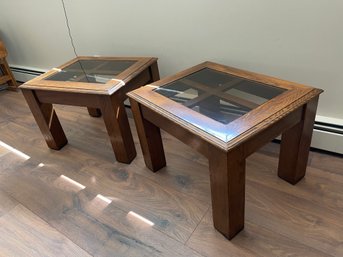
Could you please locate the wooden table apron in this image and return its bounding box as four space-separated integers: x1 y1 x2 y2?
21 62 159 164
129 94 319 239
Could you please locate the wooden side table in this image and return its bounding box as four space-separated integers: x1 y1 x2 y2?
0 40 17 91
127 61 323 239
20 56 159 163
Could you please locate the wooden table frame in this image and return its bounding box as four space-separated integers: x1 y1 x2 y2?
20 56 159 164
0 40 18 91
128 61 323 239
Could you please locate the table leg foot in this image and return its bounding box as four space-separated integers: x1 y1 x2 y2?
87 107 102 117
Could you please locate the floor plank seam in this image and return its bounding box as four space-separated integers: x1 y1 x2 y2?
0 186 95 257
1 91 343 257
0 188 20 218
185 205 210 247
245 220 337 257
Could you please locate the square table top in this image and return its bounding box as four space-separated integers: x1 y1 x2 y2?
20 56 157 95
127 61 323 151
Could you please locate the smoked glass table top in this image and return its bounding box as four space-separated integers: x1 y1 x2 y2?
20 57 157 95
44 59 136 84
154 68 286 124
128 61 322 148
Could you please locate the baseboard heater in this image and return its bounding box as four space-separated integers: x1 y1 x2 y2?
311 122 343 155
10 66 44 83
314 122 343 135
10 66 343 155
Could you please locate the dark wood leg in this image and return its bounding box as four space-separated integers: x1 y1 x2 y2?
87 107 102 117
278 96 319 184
208 145 245 239
149 61 160 82
21 89 67 150
130 99 166 172
100 95 136 163
1 58 17 90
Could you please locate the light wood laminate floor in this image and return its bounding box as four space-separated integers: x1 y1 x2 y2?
0 90 342 257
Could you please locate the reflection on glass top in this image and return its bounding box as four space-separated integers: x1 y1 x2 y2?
154 68 287 124
44 60 136 84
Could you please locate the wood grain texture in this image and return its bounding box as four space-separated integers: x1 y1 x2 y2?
100 95 136 163
21 89 68 150
0 204 91 257
20 57 157 95
278 96 319 184
0 40 7 58
309 150 343 176
0 40 17 90
130 99 166 171
148 61 160 82
0 144 10 157
0 91 341 256
0 189 18 218
20 58 159 163
127 61 323 151
208 145 245 239
0 151 204 255
141 105 209 158
128 62 323 240
187 210 332 257
87 107 102 117
34 90 101 107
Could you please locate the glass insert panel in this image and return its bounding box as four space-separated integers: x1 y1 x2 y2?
154 68 287 124
44 59 136 84
191 96 250 124
154 81 204 104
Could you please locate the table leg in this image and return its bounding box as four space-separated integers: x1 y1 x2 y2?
87 107 102 117
208 145 245 239
1 58 17 90
130 99 166 172
148 61 160 82
278 96 319 184
100 96 136 163
21 89 67 150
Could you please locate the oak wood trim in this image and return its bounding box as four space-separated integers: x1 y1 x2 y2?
141 104 209 158
127 60 323 151
20 57 157 95
0 75 10 84
226 89 322 151
128 86 322 151
34 90 101 108
240 106 303 158
0 58 17 90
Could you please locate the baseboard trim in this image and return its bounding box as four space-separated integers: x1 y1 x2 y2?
10 65 45 83
311 129 343 154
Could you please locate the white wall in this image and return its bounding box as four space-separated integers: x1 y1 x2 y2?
1 0 342 121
